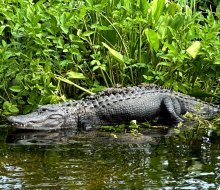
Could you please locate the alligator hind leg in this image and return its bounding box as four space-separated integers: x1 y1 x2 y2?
162 97 184 123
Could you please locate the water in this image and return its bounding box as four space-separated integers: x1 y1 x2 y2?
0 124 220 190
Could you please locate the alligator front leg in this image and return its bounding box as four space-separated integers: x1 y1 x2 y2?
78 113 98 131
162 97 185 123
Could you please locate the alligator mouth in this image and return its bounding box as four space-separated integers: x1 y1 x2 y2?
8 114 65 130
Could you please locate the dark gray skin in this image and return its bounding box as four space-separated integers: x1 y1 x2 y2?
8 84 220 131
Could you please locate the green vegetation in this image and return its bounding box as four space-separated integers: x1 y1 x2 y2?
0 0 219 115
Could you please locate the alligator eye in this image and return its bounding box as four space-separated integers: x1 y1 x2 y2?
38 108 47 114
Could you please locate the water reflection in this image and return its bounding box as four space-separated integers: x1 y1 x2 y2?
6 128 170 145
0 126 220 189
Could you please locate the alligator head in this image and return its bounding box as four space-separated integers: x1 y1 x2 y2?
8 103 78 130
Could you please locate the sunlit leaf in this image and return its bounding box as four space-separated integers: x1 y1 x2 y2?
143 75 154 81
3 101 19 114
81 31 94 37
70 47 80 55
60 13 69 34
9 86 23 92
66 71 86 79
92 65 100 71
186 41 201 59
151 0 165 22
26 6 34 22
157 62 172 67
9 105 19 113
102 42 125 63
214 57 220 64
145 29 159 52
79 5 87 19
3 101 11 110
166 2 181 16
0 25 7 35
140 0 149 15
69 34 83 43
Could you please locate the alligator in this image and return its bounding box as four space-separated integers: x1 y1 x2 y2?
8 84 220 131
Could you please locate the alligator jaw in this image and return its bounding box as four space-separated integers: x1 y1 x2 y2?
8 113 65 131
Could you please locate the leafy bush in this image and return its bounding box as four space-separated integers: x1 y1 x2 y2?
0 0 219 115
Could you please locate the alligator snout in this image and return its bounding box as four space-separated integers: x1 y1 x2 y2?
7 116 24 126
8 116 17 123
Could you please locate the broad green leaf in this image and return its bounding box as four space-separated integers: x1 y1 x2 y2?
214 57 220 64
3 101 19 114
26 6 34 23
217 4 220 13
102 42 125 63
69 34 83 43
85 0 93 6
157 62 172 67
186 41 201 59
9 86 23 92
143 75 154 81
66 71 86 79
28 92 39 105
23 105 35 114
2 40 7 48
171 15 185 29
81 31 95 37
157 15 170 40
166 2 181 16
92 65 100 71
36 0 47 6
145 29 159 52
1 11 13 20
59 60 71 67
168 26 176 38
69 47 80 55
3 101 11 110
79 6 87 19
60 13 69 34
40 95 62 105
100 64 107 71
9 105 19 113
151 0 165 22
140 0 149 15
3 51 15 60
0 25 6 35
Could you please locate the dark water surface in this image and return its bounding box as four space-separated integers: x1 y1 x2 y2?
0 124 220 190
